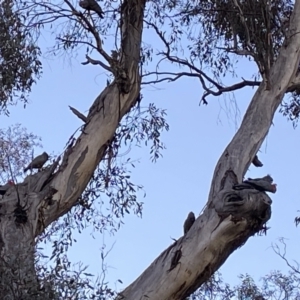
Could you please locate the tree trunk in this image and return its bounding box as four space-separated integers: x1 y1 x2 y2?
116 2 300 299
0 0 145 297
2 0 300 298
0 185 46 299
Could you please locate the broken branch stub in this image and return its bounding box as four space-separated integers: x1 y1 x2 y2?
215 188 272 230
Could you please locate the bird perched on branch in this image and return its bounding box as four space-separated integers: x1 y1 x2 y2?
0 180 14 195
233 175 277 193
79 0 104 18
252 155 263 167
183 212 195 234
24 152 49 172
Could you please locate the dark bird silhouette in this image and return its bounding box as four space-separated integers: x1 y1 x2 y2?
24 152 49 172
0 180 14 195
252 155 263 167
79 0 104 18
233 175 277 193
183 212 195 234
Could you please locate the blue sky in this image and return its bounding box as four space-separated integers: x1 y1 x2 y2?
2 24 300 293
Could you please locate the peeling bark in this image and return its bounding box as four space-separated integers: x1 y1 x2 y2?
1 0 300 298
0 164 58 299
115 1 300 299
0 0 145 297
116 188 271 300
40 0 146 229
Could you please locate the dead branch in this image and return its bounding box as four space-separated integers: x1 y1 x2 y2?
81 54 112 72
143 71 261 104
69 106 88 123
144 21 222 88
63 0 108 59
201 78 261 103
272 238 300 275
144 21 262 104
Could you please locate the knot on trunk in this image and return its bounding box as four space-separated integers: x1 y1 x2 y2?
215 189 272 228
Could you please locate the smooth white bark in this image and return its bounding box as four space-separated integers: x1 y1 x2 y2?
116 1 300 299
1 0 300 298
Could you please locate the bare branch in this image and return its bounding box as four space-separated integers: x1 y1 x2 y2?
142 71 203 84
144 21 261 103
273 238 300 275
144 21 223 89
69 106 88 123
216 47 255 57
40 0 146 232
143 71 260 104
201 78 261 104
81 54 112 72
118 2 300 298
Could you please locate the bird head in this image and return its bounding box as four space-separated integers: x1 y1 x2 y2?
42 152 49 158
263 174 273 183
8 180 14 186
271 183 277 193
188 212 195 220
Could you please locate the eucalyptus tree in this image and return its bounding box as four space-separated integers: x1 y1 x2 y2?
1 0 300 298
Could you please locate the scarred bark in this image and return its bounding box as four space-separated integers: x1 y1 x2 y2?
0 163 59 299
1 0 300 298
0 0 145 297
115 1 300 299
117 189 271 300
44 0 146 229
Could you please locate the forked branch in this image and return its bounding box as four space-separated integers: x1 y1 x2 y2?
143 71 260 104
116 1 300 298
144 21 261 104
